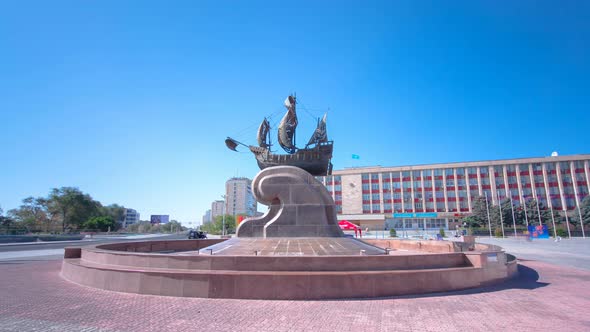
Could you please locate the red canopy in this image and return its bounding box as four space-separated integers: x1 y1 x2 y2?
338 220 362 237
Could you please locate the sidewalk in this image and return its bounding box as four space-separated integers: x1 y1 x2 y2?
0 259 589 331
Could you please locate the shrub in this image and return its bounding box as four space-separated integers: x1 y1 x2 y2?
494 227 503 238
389 228 397 237
556 228 568 238
439 228 445 238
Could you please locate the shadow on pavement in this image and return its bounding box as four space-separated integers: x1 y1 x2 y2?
327 263 549 302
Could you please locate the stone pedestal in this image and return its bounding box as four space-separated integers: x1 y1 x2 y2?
236 166 344 238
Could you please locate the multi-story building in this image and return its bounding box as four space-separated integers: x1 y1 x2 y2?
318 154 590 231
225 177 257 217
211 200 225 221
202 209 212 224
122 208 140 228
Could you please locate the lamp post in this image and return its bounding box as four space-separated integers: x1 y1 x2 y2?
521 190 529 228
577 203 586 239
564 208 572 239
508 190 517 238
549 205 557 239
498 192 505 238
221 195 226 237
485 191 492 238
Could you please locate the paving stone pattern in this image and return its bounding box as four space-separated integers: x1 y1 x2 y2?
193 237 385 256
1 259 590 331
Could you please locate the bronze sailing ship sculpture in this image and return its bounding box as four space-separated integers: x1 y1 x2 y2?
225 94 333 176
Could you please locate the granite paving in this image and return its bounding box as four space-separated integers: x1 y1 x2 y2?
190 237 386 256
1 258 589 331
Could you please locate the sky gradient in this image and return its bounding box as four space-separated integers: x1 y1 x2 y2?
1 1 589 225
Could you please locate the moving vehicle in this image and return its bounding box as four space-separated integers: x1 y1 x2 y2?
188 230 207 239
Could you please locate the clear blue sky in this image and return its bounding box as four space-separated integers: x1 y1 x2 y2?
1 1 589 225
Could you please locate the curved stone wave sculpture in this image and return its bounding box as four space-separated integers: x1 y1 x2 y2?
236 166 344 237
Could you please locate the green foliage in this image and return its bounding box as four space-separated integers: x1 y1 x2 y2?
439 228 445 238
389 228 397 237
462 216 481 228
556 228 568 238
494 227 503 238
572 196 590 227
6 187 128 234
84 216 115 232
160 220 186 233
47 187 101 232
468 195 489 227
201 215 236 235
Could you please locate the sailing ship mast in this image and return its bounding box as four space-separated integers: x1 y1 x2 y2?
277 95 298 154
306 113 328 148
257 118 271 148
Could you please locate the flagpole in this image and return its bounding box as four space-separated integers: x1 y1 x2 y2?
536 198 543 226
485 191 492 238
549 205 557 239
577 203 586 239
521 190 529 228
498 192 505 238
509 190 517 237
564 208 572 239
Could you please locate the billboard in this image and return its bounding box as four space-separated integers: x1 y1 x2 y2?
150 215 170 224
528 224 549 239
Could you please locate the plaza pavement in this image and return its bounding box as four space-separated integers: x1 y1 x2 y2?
1 239 590 331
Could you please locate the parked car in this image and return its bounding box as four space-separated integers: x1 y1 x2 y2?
188 230 207 239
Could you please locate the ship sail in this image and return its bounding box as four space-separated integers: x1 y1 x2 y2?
277 95 298 154
257 118 270 148
306 113 328 146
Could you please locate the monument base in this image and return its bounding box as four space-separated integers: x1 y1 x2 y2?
197 237 386 256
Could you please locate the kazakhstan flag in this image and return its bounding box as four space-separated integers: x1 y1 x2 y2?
352 154 360 159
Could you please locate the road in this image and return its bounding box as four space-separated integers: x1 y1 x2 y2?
477 237 590 271
0 233 189 261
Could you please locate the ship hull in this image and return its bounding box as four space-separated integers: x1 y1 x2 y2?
250 142 333 176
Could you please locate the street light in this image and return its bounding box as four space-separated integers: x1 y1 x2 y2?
221 195 226 237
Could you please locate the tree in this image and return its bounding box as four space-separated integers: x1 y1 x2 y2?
571 196 590 228
0 207 14 234
46 187 101 232
7 196 50 232
523 198 558 227
84 216 115 232
201 215 236 235
468 196 489 227
160 220 185 233
100 204 126 231
499 198 515 228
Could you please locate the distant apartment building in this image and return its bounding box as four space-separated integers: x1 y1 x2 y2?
150 215 170 224
202 209 212 224
317 154 590 231
211 200 225 221
122 208 140 228
225 177 257 217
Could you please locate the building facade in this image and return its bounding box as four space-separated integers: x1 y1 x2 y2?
225 177 257 217
318 154 590 230
202 209 212 224
211 200 225 221
122 208 140 228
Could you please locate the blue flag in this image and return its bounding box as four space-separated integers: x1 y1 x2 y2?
352 154 360 159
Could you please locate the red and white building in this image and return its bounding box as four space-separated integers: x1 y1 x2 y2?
318 154 590 230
